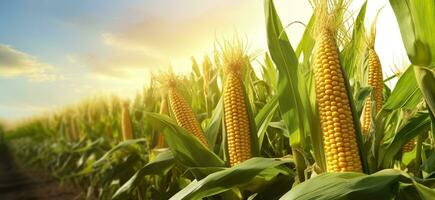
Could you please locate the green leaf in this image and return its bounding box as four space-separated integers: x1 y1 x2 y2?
385 0 435 110
423 152 435 175
112 150 175 200
204 98 223 151
249 173 294 200
295 15 315 66
93 138 146 167
145 113 225 169
379 111 431 168
341 1 368 82
255 95 278 149
384 65 423 110
263 53 278 89
389 0 435 66
242 72 260 157
412 179 435 199
265 0 302 145
280 169 435 200
170 157 293 200
414 66 435 117
191 56 201 77
265 0 307 181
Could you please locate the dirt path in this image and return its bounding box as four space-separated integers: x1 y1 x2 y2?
0 143 80 200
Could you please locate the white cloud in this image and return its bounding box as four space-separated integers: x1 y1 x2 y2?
0 44 63 82
79 51 164 79
66 54 78 64
84 0 263 79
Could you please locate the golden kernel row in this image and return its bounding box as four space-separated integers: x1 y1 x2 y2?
223 72 252 166
362 49 383 134
169 88 209 147
313 30 363 172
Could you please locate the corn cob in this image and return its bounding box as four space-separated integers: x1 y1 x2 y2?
68 116 77 141
222 45 252 167
362 17 383 134
402 139 415 153
168 83 209 147
70 115 81 141
313 29 363 172
121 101 134 141
156 96 169 148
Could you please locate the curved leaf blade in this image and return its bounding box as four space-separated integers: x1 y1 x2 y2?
112 150 175 200
280 169 434 200
145 112 225 168
171 157 293 200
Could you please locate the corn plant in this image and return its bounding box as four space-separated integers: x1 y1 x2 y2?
3 0 435 199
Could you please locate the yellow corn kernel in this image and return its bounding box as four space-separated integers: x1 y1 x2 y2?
313 29 363 172
402 139 415 153
121 101 134 141
222 43 252 167
168 87 209 147
362 49 383 134
223 71 252 167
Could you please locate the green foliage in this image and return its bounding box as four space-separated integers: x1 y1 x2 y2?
341 1 368 83
384 65 424 110
280 169 435 200
415 66 435 117
171 157 294 200
390 0 435 66
265 0 309 181
113 150 175 200
3 0 435 199
379 111 431 168
385 0 435 110
145 112 225 169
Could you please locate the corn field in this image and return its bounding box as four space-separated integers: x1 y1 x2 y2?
2 0 435 199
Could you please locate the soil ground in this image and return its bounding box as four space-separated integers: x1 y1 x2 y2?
0 143 81 200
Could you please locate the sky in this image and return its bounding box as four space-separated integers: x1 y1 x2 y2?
0 0 408 122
